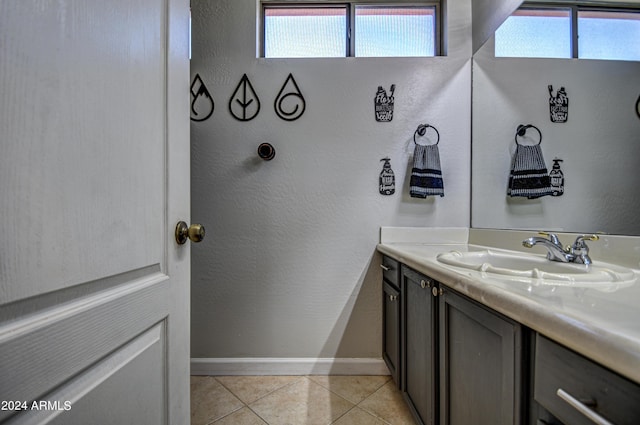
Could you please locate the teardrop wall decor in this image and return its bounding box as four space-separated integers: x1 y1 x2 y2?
229 74 260 121
190 73 214 122
274 73 306 121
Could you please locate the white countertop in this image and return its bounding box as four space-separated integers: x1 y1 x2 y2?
377 237 640 385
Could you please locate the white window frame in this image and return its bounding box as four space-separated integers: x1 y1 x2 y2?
259 0 442 58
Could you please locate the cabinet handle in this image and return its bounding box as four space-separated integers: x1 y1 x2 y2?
420 279 433 289
432 287 443 297
388 294 397 301
380 264 391 271
556 388 614 425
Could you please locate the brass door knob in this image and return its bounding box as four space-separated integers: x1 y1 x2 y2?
175 221 206 245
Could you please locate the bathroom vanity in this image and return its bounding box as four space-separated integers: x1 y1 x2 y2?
378 228 640 425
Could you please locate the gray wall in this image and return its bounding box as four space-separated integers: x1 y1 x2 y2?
190 0 472 359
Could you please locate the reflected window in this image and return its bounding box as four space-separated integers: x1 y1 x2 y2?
578 10 640 61
495 5 640 62
495 8 571 58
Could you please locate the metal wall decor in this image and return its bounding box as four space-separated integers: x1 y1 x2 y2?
374 85 395 122
274 73 306 121
229 74 260 121
190 74 214 122
548 85 568 123
549 158 564 196
379 158 395 195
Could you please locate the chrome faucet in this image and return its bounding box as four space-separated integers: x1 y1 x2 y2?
522 232 599 265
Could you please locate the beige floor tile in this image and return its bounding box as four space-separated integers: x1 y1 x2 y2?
358 381 416 425
308 375 391 404
212 407 268 425
191 376 244 425
216 376 301 404
249 377 355 425
332 406 389 425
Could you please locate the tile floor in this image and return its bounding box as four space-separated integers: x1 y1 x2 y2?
191 375 417 425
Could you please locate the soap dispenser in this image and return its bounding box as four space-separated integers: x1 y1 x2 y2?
549 158 564 196
379 157 395 195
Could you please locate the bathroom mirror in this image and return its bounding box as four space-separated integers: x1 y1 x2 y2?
471 2 640 236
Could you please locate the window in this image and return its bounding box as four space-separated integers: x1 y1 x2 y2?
261 2 439 58
264 6 348 58
495 8 571 58
495 4 640 61
578 10 640 61
355 6 436 57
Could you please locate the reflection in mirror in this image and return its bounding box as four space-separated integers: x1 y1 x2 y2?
471 0 522 53
471 5 640 235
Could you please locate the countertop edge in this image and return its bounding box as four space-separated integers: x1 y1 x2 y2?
377 242 640 385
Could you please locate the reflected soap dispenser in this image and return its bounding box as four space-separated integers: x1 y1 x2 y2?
549 158 564 196
379 157 395 195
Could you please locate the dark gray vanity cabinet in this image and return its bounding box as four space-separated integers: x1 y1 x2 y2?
533 335 640 425
439 287 523 425
400 265 524 425
382 255 401 386
402 266 438 425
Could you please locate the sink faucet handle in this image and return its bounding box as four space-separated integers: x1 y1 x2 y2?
571 234 599 265
573 234 599 248
538 231 561 245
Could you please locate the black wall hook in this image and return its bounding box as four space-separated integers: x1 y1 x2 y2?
515 124 542 145
258 143 276 161
414 124 440 145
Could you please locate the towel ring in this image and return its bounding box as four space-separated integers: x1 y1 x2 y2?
515 124 542 146
414 124 440 146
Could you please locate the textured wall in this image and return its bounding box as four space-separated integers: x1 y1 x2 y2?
472 38 640 235
190 0 472 358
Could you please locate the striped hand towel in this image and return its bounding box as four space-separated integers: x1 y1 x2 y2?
410 143 444 198
507 144 552 199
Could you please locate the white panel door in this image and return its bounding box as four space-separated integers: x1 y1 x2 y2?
0 1 191 424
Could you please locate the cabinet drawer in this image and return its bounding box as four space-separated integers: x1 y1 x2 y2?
534 335 640 425
381 256 399 287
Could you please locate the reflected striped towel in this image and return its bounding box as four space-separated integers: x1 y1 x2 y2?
507 144 552 199
410 144 444 198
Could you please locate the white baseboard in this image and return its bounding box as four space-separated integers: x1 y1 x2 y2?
191 357 389 376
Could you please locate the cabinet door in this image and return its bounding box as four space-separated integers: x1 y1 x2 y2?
439 288 522 425
383 281 401 386
402 266 438 425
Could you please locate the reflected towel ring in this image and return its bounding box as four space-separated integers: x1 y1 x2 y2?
414 124 440 146
515 124 542 146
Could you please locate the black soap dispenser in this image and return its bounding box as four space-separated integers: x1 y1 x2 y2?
379 157 395 195
549 158 564 196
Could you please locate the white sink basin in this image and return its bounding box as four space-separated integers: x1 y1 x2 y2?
436 249 636 288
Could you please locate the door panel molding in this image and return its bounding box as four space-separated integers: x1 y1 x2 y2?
3 322 166 425
0 265 161 323
0 272 169 421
